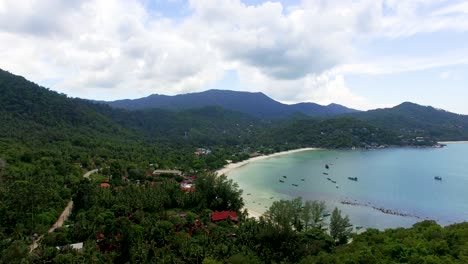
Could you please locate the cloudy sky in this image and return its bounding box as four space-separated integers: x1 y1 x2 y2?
1 0 468 113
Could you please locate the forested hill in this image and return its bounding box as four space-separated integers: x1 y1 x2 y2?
0 68 410 150
103 86 468 141
0 69 137 148
351 102 468 141
104 89 359 119
1 69 466 263
0 69 260 147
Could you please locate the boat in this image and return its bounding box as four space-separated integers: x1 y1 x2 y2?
336 184 339 189
331 180 336 184
292 184 299 187
327 177 331 181
301 178 305 181
323 172 328 175
279 180 285 183
325 164 329 169
347 177 358 181
434 176 442 181
282 175 287 179
322 213 331 217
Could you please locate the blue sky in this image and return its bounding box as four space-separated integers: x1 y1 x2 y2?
1 0 468 113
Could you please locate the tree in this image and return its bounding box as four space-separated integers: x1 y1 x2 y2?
329 207 352 244
264 197 308 232
301 200 326 231
195 173 244 212
0 158 5 182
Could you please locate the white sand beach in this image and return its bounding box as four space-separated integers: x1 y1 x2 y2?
216 147 320 218
216 147 320 177
439 141 468 144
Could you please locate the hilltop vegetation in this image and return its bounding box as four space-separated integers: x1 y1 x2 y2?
0 68 466 263
352 102 468 141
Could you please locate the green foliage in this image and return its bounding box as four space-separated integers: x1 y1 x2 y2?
194 173 244 212
353 102 468 141
0 68 465 263
329 207 352 244
264 197 303 233
305 221 468 264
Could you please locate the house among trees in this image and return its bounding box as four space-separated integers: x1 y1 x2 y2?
56 242 84 252
249 152 262 158
180 183 195 193
99 182 110 188
211 211 238 222
180 175 197 192
194 148 212 156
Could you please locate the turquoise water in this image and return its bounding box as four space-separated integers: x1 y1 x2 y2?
227 143 468 230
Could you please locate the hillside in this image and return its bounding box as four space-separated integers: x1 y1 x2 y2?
0 69 462 263
104 89 359 119
0 69 263 148
352 102 468 141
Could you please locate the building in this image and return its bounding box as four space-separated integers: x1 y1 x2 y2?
194 148 212 156
211 211 238 222
100 182 111 188
56 242 84 252
152 170 182 176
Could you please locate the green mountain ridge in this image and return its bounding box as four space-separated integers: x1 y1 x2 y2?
2 68 468 263
351 102 468 141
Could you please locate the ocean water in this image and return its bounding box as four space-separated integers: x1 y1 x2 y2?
227 143 468 230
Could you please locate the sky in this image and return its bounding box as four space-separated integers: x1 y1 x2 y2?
1 0 468 113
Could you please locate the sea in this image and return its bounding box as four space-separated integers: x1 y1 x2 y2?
226 143 468 230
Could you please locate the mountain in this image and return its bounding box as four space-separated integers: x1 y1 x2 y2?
352 102 468 141
104 89 359 119
0 69 264 149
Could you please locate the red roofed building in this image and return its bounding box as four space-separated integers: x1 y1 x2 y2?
100 182 110 188
211 211 238 222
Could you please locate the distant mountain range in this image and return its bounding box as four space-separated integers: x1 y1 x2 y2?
103 89 359 119
2 67 468 143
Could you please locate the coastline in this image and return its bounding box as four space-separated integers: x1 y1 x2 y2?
216 147 320 219
438 141 468 144
216 147 320 177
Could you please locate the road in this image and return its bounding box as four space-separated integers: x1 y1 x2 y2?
29 169 99 252
83 169 99 179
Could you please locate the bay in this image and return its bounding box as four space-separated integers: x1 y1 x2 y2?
227 143 468 230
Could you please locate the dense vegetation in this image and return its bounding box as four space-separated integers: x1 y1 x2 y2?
1 68 467 263
351 102 468 141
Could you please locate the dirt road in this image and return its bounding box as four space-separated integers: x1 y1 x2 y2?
29 169 99 252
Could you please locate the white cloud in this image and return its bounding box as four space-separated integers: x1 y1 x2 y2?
381 0 468 38
0 0 468 110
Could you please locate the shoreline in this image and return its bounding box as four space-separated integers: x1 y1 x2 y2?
438 141 468 144
216 147 320 177
216 147 320 219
